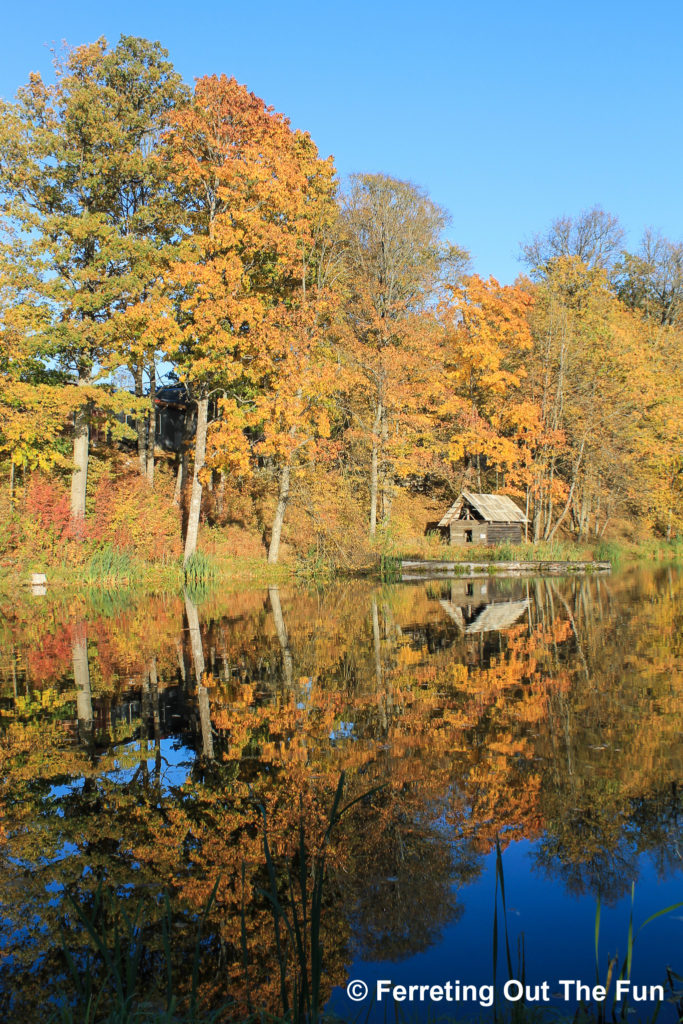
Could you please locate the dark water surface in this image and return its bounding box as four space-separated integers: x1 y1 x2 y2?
1 567 682 1021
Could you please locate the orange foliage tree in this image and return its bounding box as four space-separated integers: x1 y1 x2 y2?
164 75 337 563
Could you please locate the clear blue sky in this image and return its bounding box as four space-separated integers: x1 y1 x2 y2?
2 0 682 283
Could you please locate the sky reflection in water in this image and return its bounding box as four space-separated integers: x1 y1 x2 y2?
0 567 681 1021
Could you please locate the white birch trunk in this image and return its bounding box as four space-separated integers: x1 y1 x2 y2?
71 405 90 522
183 397 209 565
268 463 291 565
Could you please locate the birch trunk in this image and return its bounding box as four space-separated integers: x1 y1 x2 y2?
71 405 90 523
380 407 393 525
174 448 188 506
134 366 148 478
183 397 208 565
268 463 291 564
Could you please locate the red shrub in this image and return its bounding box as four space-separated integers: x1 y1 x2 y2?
24 476 71 542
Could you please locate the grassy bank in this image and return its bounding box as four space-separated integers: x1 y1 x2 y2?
0 547 292 597
2 530 683 598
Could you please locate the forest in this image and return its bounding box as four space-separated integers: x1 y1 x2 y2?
1 35 682 578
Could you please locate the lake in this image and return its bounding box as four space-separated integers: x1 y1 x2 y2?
1 566 682 1022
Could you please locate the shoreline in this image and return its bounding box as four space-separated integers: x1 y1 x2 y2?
1 543 682 598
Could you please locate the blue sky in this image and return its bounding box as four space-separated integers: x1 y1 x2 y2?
2 0 682 283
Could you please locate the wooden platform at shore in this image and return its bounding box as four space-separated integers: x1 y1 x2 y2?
401 559 611 580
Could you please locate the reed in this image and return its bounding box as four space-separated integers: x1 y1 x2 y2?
85 544 134 585
249 771 385 1024
43 821 682 1024
183 550 220 588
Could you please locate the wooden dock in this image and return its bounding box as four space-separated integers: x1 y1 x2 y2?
401 559 611 581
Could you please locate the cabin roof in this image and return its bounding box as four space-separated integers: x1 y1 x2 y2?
438 490 528 527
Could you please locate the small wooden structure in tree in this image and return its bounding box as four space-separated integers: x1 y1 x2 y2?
438 491 527 546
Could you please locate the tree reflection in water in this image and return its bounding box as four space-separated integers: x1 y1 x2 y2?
0 566 681 1020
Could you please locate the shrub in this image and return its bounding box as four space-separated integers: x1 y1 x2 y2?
23 475 71 548
91 472 181 564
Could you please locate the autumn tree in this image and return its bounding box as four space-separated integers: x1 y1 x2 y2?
166 74 337 564
208 132 339 564
522 206 625 275
0 36 186 520
437 274 535 499
613 231 683 536
0 225 71 490
614 229 683 327
523 257 667 540
339 173 467 536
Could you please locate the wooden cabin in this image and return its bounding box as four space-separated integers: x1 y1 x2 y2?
438 491 527 546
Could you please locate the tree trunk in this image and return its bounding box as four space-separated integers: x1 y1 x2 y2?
71 405 90 523
146 373 156 487
134 364 148 478
183 397 209 565
372 596 382 690
369 402 382 537
593 485 601 537
268 462 291 564
548 440 585 542
380 407 393 525
532 481 543 543
543 458 556 541
148 657 160 740
174 447 188 506
184 590 205 683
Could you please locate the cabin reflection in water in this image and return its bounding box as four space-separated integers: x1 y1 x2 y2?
438 578 530 633
1 569 683 1024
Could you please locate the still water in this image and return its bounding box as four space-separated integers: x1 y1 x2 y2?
0 567 681 1021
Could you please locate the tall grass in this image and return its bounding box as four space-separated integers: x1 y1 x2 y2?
593 539 623 567
591 885 683 1024
86 544 133 585
251 771 385 1024
50 884 229 1024
492 842 683 1024
183 551 219 590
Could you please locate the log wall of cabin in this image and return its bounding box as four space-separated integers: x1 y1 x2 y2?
486 523 524 544
449 522 523 545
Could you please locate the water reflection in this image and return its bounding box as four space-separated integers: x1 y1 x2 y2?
0 568 682 1020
